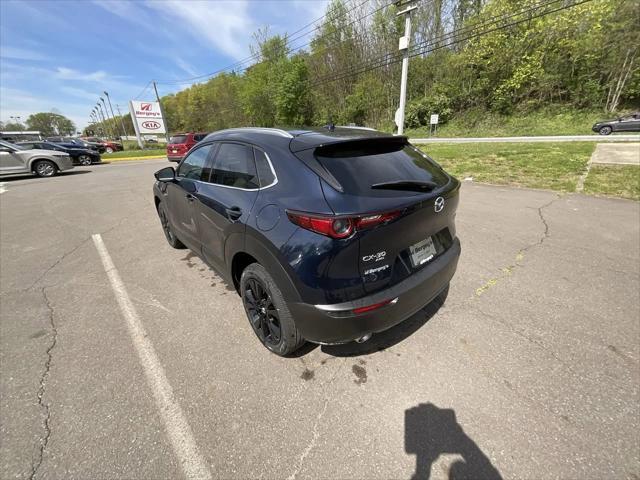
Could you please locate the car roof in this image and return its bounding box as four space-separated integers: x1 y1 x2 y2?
203 126 401 152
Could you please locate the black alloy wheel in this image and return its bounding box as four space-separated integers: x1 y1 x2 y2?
243 278 282 347
158 203 185 249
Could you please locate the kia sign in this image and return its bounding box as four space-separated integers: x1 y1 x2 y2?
142 120 161 130
129 100 166 134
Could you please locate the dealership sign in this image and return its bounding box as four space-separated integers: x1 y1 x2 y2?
128 100 166 134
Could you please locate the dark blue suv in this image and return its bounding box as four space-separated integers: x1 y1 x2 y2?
153 127 461 356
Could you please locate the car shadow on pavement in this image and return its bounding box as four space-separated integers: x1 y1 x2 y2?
320 286 449 357
0 170 92 182
405 403 503 480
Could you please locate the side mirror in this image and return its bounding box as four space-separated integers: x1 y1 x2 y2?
155 166 175 182
618 117 623 121
0 146 12 153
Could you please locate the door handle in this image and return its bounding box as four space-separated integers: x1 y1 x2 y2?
225 206 243 220
185 193 196 202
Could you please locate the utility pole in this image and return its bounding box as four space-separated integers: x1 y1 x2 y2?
104 91 125 140
152 81 170 143
396 1 417 136
115 104 130 139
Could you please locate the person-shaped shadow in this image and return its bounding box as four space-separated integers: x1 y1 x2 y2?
405 403 503 480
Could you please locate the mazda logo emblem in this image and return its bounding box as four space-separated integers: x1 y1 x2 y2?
434 196 445 213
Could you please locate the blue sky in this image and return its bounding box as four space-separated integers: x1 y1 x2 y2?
0 0 328 131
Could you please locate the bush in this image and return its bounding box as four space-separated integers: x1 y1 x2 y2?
405 93 453 128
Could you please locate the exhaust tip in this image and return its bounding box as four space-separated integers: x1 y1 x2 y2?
354 333 372 344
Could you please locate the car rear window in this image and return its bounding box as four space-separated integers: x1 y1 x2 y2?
169 135 187 144
314 140 449 196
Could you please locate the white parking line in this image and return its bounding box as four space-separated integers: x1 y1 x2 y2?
92 234 212 480
0 182 7 194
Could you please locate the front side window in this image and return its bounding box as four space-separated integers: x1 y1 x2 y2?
210 143 259 189
177 144 213 180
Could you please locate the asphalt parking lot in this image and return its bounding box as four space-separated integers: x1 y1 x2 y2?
1 159 639 480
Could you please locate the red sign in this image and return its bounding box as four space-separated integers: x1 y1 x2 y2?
141 120 161 130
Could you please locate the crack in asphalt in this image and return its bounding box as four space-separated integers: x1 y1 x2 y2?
474 195 560 297
30 287 58 480
287 358 345 480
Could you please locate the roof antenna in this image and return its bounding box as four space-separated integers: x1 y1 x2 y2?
325 116 335 132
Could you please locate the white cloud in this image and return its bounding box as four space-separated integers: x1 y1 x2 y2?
175 58 199 77
0 46 47 61
54 67 113 82
146 0 254 60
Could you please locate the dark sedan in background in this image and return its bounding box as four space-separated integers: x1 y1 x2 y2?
46 137 106 153
592 112 640 135
17 141 101 165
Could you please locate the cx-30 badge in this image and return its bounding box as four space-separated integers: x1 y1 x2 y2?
434 196 445 213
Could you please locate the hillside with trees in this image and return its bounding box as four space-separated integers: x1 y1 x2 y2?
88 0 639 137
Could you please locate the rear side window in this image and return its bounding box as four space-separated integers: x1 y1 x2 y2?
211 143 259 190
193 134 207 141
177 144 213 180
169 135 187 144
253 148 275 187
314 141 449 196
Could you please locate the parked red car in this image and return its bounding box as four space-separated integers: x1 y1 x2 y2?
82 137 124 153
166 132 208 162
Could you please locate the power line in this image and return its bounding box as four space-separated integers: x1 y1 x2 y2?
133 80 153 100
311 0 591 87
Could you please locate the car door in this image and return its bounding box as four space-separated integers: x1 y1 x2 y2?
165 143 216 250
618 114 640 132
0 143 28 174
196 142 260 269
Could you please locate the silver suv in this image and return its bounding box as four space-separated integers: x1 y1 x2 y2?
0 140 74 177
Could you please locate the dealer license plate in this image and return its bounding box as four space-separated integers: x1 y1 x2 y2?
172 149 178 153
409 237 437 267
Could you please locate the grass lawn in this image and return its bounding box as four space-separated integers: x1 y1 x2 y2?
583 165 640 200
418 142 595 192
405 107 608 138
102 148 166 160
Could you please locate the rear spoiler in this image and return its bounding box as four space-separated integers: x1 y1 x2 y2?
289 132 407 153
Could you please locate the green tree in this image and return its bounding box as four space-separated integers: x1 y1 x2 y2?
26 112 75 136
2 121 25 131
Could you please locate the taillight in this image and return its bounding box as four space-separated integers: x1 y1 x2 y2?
287 210 400 239
287 212 354 239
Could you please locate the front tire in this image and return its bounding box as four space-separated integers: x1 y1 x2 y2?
157 202 186 249
599 125 612 135
33 160 57 177
105 146 114 153
78 155 92 166
240 263 305 356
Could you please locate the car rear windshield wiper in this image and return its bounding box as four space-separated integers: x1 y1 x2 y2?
370 180 438 192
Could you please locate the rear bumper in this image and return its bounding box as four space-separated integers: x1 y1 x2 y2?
289 238 461 344
167 155 183 162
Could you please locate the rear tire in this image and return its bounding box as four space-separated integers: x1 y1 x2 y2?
599 125 612 135
157 202 186 249
105 146 114 153
33 160 57 177
240 263 305 356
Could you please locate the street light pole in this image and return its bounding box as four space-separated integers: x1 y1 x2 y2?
104 91 125 140
396 1 417 136
115 104 130 139
100 97 115 138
